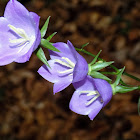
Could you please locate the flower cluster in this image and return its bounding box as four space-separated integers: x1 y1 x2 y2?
38 41 113 120
0 0 113 119
1 0 138 121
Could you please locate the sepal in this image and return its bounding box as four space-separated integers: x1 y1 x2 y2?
90 61 114 71
41 16 51 38
89 50 102 65
115 85 139 93
36 47 50 68
111 67 139 95
113 67 125 87
81 42 89 49
90 71 112 82
47 32 57 41
41 39 60 52
88 50 113 81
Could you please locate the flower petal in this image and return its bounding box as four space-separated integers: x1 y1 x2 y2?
49 41 77 63
69 90 103 120
88 102 103 120
73 75 95 90
73 53 88 83
0 54 15 66
4 0 35 35
0 32 16 65
38 60 73 83
14 45 33 63
29 12 41 51
53 77 72 94
93 78 112 107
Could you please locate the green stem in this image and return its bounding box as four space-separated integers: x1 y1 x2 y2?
100 71 118 75
75 48 140 82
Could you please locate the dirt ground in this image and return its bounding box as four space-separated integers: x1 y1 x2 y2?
0 0 140 140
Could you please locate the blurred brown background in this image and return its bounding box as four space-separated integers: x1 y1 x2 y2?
0 0 140 140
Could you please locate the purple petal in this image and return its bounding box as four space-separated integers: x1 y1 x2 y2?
33 29 41 51
0 17 22 65
93 78 112 107
29 12 41 51
49 41 77 64
0 53 15 66
38 60 73 83
73 53 88 83
4 0 35 35
0 17 9 32
73 75 95 90
38 60 73 94
70 90 103 120
53 78 72 94
88 102 103 120
14 45 33 63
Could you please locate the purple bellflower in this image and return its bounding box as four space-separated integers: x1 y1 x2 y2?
0 0 41 65
69 76 112 120
38 41 88 94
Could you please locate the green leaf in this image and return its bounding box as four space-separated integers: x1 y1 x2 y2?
90 71 112 82
89 50 102 65
41 16 51 38
36 47 50 67
138 97 140 116
91 61 114 71
41 39 60 52
81 42 89 49
114 67 125 86
115 85 139 93
47 32 57 41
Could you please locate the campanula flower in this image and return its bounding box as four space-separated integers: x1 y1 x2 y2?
0 0 41 65
69 76 112 120
38 41 88 94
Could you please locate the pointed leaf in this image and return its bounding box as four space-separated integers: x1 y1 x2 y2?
41 39 60 52
41 16 51 38
115 85 139 93
36 47 50 68
114 67 125 86
47 32 57 41
90 71 112 82
90 50 102 65
81 42 89 49
91 61 114 71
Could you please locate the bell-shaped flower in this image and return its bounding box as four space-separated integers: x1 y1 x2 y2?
0 0 41 65
38 41 88 94
69 76 112 120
